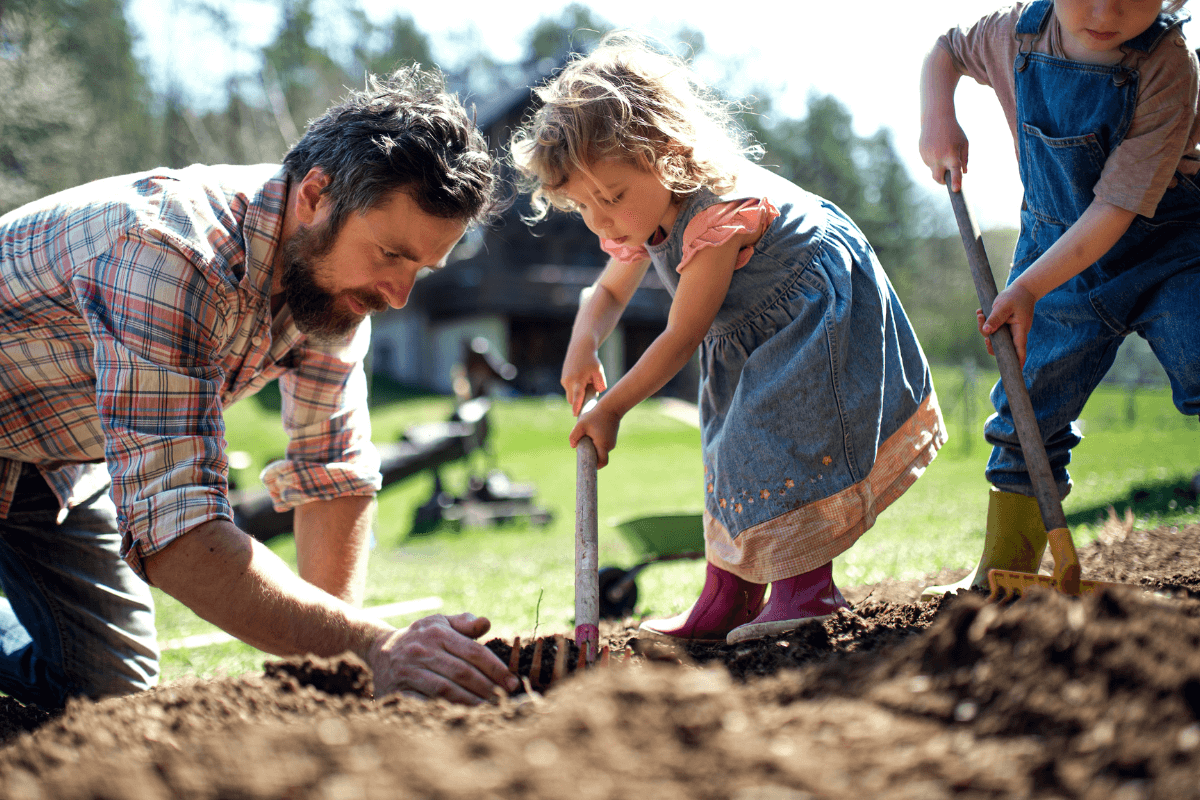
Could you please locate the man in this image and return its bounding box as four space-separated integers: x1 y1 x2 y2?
0 66 520 708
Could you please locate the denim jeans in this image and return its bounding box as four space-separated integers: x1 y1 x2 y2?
0 464 158 709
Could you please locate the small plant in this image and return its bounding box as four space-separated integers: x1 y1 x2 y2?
532 588 544 640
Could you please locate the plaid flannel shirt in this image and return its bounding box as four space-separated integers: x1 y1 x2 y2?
0 164 382 579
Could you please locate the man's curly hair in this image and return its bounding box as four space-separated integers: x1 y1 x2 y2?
284 65 499 233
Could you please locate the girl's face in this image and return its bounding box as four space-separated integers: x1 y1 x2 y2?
559 159 680 247
1054 0 1164 63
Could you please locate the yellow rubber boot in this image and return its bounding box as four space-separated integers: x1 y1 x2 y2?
920 488 1047 602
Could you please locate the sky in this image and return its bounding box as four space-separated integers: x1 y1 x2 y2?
126 0 1197 229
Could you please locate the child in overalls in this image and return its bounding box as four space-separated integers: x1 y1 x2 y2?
920 0 1200 599
512 34 947 643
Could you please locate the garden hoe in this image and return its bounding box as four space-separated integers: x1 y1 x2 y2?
946 176 1137 600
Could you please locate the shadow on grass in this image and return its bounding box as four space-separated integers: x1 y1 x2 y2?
1066 476 1199 529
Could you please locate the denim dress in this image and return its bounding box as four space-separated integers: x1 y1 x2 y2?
645 163 938 575
984 1 1200 496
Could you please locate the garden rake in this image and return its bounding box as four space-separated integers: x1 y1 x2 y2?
946 176 1137 599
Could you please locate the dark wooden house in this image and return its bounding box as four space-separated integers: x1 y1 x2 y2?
368 57 697 400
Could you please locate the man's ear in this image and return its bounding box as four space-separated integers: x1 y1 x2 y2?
295 168 332 225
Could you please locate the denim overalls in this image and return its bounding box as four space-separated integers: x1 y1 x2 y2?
984 0 1200 496
645 162 935 540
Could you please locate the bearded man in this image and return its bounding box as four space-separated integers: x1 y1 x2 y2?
0 65 520 709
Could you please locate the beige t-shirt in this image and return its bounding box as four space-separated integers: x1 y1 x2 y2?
939 2 1200 217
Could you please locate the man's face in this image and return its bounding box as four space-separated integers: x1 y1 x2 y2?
279 188 468 342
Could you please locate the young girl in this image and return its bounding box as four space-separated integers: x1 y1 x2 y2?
919 0 1200 599
511 34 946 645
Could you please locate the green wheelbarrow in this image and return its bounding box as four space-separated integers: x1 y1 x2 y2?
600 512 705 619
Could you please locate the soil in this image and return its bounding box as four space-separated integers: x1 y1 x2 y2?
2 522 1200 799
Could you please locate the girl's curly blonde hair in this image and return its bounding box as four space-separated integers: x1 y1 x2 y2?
510 32 761 222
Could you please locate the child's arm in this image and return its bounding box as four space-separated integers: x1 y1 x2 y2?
919 43 970 192
570 236 742 467
561 255 651 416
980 199 1137 367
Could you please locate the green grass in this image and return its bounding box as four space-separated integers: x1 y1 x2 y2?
156 367 1199 683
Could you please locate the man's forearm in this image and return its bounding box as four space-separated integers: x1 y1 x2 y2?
144 519 391 660
294 494 375 606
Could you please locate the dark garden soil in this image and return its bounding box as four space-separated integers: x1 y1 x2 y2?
2 521 1200 799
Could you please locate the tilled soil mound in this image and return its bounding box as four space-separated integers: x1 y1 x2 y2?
2 523 1199 799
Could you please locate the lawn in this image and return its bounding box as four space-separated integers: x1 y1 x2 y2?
157 365 1200 682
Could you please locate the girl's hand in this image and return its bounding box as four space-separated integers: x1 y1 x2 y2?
561 345 607 417
978 283 1037 368
569 403 621 468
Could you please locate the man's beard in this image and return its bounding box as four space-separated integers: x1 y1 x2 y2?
278 220 387 343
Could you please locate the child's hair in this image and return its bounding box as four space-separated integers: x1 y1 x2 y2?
510 32 761 222
1166 0 1188 13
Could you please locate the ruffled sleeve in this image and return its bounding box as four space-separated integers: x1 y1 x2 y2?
677 198 780 272
599 238 649 265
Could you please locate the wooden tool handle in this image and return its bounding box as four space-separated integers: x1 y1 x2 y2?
945 177 1068 532
574 388 600 664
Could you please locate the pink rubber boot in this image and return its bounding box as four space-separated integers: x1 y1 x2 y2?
726 562 849 644
638 562 766 642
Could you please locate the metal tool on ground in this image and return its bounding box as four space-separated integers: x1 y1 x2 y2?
947 176 1136 599
574 390 600 665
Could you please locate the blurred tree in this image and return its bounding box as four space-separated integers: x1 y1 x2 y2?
161 86 200 168
261 0 350 146
755 94 866 217
0 7 96 212
57 0 155 178
0 0 155 210
857 128 920 288
348 9 434 78
526 2 607 60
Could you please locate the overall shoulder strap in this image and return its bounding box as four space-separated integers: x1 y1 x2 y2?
1124 11 1184 54
1015 1 1053 36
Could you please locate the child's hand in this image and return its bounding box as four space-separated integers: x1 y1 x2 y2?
561 347 607 417
978 283 1037 368
919 44 968 192
569 404 621 469
919 116 970 192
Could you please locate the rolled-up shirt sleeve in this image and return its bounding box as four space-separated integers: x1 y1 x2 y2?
261 319 382 511
84 225 238 580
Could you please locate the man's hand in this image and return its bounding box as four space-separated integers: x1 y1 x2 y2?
368 613 519 704
146 521 519 706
